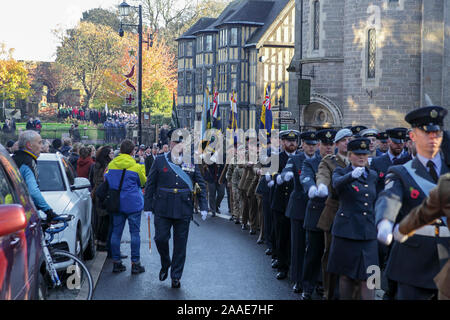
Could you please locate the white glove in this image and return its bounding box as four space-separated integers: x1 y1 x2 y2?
284 171 294 182
393 224 408 243
276 175 283 185
351 167 365 179
143 211 152 219
317 183 328 197
268 180 275 188
265 172 272 182
201 211 208 221
308 186 318 199
377 219 394 245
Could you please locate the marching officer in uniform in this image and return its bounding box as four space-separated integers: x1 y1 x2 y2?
144 129 208 289
300 128 337 300
327 138 379 300
316 128 352 300
280 131 317 293
395 173 450 300
376 132 389 156
270 130 299 280
376 106 450 300
371 128 407 194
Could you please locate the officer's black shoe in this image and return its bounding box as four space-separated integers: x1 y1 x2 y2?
293 283 302 293
159 268 169 281
241 224 248 230
271 260 279 269
300 292 312 300
131 262 145 275
234 219 240 225
256 239 264 244
121 254 128 259
229 216 234 221
211 212 217 217
265 248 272 256
171 279 181 289
249 229 256 235
276 271 287 280
112 262 126 273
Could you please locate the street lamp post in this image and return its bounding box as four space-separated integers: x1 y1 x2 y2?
118 1 153 146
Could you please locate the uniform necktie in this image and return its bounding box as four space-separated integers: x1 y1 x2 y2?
426 160 438 183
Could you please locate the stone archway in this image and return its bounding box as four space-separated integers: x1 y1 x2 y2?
302 94 343 129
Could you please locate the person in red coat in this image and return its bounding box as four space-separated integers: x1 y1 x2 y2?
77 146 95 179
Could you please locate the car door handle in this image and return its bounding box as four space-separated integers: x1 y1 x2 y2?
10 237 21 247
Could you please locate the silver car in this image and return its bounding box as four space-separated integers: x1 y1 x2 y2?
37 153 96 269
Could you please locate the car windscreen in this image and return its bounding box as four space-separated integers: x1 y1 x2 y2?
37 161 66 192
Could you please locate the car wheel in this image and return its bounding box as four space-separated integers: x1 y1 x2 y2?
83 226 96 261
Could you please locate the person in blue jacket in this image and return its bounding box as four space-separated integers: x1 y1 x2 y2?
12 131 57 220
327 138 379 300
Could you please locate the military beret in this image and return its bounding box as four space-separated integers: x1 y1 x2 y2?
334 128 353 143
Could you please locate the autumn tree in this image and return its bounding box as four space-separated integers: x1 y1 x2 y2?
55 22 125 108
0 43 31 106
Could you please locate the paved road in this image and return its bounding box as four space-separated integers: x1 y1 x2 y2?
93 209 299 300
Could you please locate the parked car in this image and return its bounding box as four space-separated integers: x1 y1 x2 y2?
0 144 43 300
37 153 95 270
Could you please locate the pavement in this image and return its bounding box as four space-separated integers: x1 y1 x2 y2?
91 197 385 300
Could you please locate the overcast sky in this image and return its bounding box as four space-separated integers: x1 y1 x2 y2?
0 0 122 62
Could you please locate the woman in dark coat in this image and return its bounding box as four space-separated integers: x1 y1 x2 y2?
90 146 113 251
327 138 379 300
77 147 94 178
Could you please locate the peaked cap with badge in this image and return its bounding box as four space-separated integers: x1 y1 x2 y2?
405 106 448 132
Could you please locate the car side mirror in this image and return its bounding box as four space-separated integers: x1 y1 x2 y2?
71 177 91 191
0 205 28 237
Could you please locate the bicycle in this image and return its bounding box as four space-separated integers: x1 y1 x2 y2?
40 215 94 300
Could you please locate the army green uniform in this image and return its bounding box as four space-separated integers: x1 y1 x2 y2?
231 164 244 223
316 153 349 300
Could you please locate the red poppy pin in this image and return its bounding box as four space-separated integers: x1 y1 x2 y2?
410 187 419 199
352 185 360 192
379 172 384 178
163 167 168 173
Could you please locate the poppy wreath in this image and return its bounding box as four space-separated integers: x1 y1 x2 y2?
409 187 420 199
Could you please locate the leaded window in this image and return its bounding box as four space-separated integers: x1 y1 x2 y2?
186 41 193 56
313 0 320 50
231 64 238 91
186 72 193 94
196 36 203 52
219 65 227 91
178 72 184 95
195 69 203 93
206 67 213 91
368 28 376 79
206 35 213 51
230 28 238 46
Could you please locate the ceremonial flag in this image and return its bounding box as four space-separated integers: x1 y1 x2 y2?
259 84 274 135
171 92 180 128
202 88 212 138
212 87 221 130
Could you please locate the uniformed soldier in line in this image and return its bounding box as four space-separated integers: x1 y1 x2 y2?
376 132 389 156
246 142 261 235
371 128 407 194
280 131 317 293
270 130 299 280
360 128 379 165
316 128 352 300
327 138 379 300
226 155 237 222
394 173 450 300
232 150 245 225
376 106 450 300
257 143 275 255
300 129 337 300
393 129 415 165
370 127 407 300
144 129 208 289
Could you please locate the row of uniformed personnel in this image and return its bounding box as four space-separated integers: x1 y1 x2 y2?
227 105 449 300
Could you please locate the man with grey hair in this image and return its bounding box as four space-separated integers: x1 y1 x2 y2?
12 130 57 220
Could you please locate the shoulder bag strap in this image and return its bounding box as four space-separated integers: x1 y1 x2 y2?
118 169 127 192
